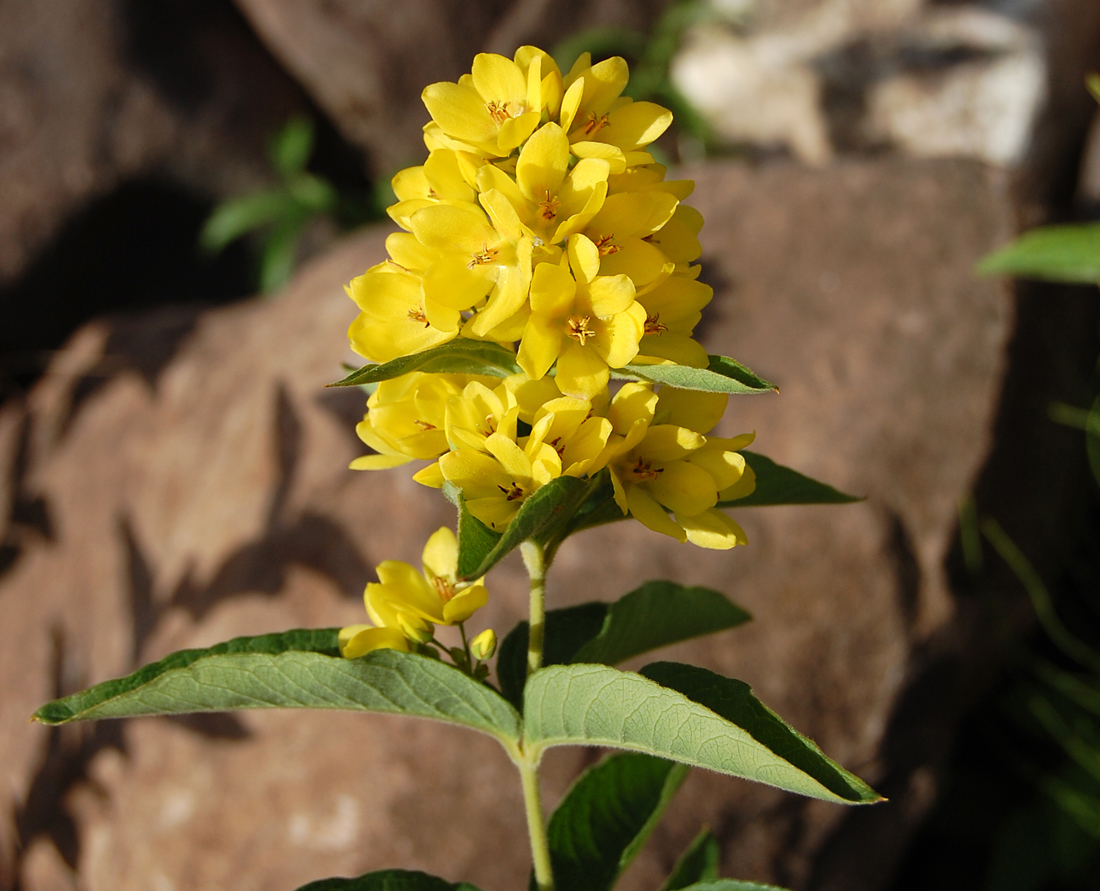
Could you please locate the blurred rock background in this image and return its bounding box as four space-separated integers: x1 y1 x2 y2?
2 1 1100 890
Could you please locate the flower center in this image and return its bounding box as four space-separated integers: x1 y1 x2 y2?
486 101 513 124
566 315 596 345
497 482 525 502
413 419 436 431
630 458 663 482
467 244 499 269
538 191 561 221
644 312 668 335
593 234 621 256
407 308 431 328
583 112 610 136
432 575 456 603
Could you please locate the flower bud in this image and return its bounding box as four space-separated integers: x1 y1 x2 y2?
470 628 497 660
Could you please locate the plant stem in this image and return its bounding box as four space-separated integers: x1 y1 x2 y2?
517 749 554 891
521 540 547 678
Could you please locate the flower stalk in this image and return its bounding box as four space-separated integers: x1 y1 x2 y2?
517 746 554 891
521 539 547 677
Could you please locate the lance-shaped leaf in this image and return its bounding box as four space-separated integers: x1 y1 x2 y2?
660 829 721 891
616 355 777 395
329 340 521 388
523 662 881 804
295 869 484 891
675 883 789 891
723 452 860 508
34 630 521 747
497 582 751 707
541 752 688 891
976 223 1100 284
446 476 593 580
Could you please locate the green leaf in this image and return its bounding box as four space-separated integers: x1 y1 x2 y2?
616 355 777 395
199 190 297 254
676 882 789 891
976 223 1100 284
1087 72 1100 105
329 341 521 388
448 476 592 580
259 210 308 294
497 582 750 708
270 115 315 177
542 752 688 891
34 630 521 746
660 829 721 891
724 452 860 508
523 662 882 804
294 869 483 891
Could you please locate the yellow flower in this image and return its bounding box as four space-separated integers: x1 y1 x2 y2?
526 396 613 478
437 433 561 529
560 54 673 152
517 234 645 399
444 379 520 453
634 276 713 368
338 624 410 658
422 53 542 157
470 628 497 660
350 373 480 470
387 149 482 230
582 190 678 294
339 527 490 655
346 268 459 362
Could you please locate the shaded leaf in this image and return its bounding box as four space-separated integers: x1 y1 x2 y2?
542 752 688 891
295 869 483 891
200 190 297 253
35 631 521 746
524 662 881 804
660 829 721 891
329 341 521 388
724 452 860 508
617 355 777 395
976 223 1100 284
676 882 789 891
270 116 315 177
497 582 749 708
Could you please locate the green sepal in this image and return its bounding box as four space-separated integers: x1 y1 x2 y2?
616 355 777 395
660 829 721 891
34 630 521 747
976 223 1100 284
497 581 751 708
724 452 860 508
329 341 521 388
294 869 484 891
523 661 882 804
538 752 688 891
446 476 593 580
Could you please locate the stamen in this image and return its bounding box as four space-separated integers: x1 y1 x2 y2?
467 243 499 269
432 575 456 603
407 308 431 328
593 234 621 256
413 419 436 430
486 101 512 124
548 436 565 457
497 483 525 502
539 190 561 221
644 312 668 335
630 458 663 481
583 112 611 135
566 315 596 346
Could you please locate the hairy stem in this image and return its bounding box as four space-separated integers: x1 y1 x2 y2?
521 540 547 678
518 749 554 891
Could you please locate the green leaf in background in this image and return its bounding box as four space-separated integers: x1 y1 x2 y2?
34 630 521 747
659 828 721 891
975 223 1100 284
523 662 881 804
269 115 315 177
329 340 521 388
199 190 299 254
259 209 309 293
448 475 592 580
617 355 777 395
676 882 790 891
294 869 484 891
1087 72 1100 105
725 452 861 508
542 752 688 891
496 582 751 708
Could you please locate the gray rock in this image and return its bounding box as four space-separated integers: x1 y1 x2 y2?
1 156 1076 891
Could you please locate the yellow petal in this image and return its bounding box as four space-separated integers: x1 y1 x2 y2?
516 122 569 203
472 53 526 104
422 81 496 146
656 390 728 435
442 584 489 623
586 100 673 151
518 315 564 380
627 486 686 542
718 463 757 502
349 454 413 471
647 460 718 515
676 508 748 550
421 526 459 580
555 341 609 399
339 625 410 658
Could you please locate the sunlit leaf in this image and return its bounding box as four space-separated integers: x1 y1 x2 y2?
976 224 1100 284
329 341 521 388
617 355 776 395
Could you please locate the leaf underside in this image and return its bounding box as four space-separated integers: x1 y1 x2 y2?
524 661 881 804
34 631 520 746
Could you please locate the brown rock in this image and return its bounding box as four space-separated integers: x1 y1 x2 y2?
3 156 1075 891
231 0 669 176
0 0 306 289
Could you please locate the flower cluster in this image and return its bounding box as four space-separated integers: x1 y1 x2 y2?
340 49 757 656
